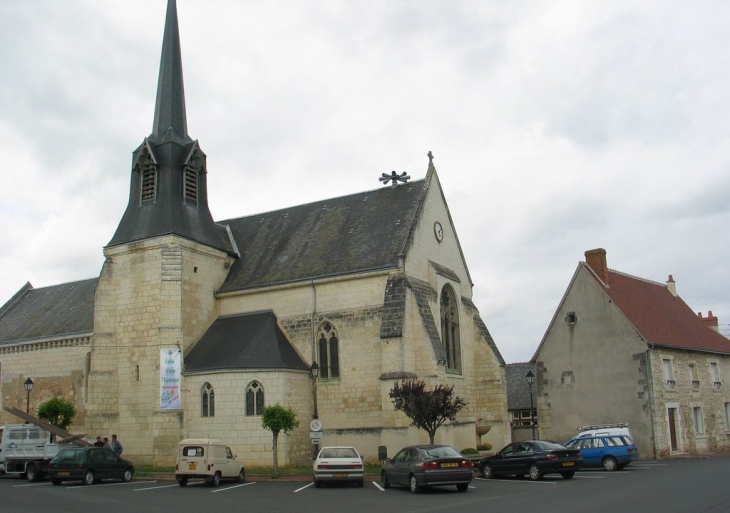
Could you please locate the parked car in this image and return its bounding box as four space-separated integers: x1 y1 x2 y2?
564 434 638 471
381 445 473 493
47 447 134 485
312 446 364 487
175 438 245 487
479 440 583 481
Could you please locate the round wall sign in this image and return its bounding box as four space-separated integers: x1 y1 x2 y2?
310 419 322 431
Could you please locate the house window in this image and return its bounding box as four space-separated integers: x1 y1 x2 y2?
565 312 577 325
689 364 699 388
440 285 462 374
710 362 721 388
724 403 730 431
245 381 264 416
201 382 215 418
693 407 704 435
662 359 675 388
317 322 340 379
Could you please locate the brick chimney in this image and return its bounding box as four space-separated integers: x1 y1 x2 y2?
585 248 609 285
666 275 677 297
698 311 719 332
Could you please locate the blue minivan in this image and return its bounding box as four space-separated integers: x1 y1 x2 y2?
564 435 638 471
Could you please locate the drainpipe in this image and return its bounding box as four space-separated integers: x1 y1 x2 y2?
310 280 317 362
645 346 658 459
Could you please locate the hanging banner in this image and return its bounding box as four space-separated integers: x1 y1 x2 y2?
160 348 181 409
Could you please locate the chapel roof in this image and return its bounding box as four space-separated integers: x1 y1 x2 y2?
0 279 97 345
183 311 309 372
217 178 428 293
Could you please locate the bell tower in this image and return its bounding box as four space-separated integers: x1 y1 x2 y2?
87 0 235 466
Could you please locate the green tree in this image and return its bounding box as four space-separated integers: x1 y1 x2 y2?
389 379 467 444
37 397 76 431
261 404 300 478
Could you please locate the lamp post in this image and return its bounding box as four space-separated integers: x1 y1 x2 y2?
310 362 320 458
526 370 536 440
24 377 34 415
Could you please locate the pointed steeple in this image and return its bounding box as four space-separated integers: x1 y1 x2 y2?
107 0 229 253
151 0 189 143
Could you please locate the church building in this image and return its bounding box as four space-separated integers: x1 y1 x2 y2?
0 0 509 466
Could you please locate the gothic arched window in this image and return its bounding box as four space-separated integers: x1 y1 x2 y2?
440 285 462 373
245 381 264 416
317 322 340 379
201 382 215 418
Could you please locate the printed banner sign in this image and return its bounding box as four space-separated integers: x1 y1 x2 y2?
160 348 181 409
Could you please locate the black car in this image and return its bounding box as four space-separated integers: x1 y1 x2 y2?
479 440 583 481
47 446 134 485
381 445 473 493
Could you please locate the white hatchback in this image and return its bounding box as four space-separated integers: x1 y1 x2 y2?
312 446 364 488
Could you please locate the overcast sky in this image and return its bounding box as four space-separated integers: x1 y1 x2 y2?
2 0 729 363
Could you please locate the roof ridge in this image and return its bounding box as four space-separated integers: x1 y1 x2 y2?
608 268 666 288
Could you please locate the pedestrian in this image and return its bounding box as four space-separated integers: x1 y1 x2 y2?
93 436 104 447
102 437 111 450
112 434 123 456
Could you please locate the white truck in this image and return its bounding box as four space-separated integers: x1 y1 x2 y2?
0 424 62 481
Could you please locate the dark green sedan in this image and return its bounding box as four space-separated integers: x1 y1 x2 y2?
47 447 134 485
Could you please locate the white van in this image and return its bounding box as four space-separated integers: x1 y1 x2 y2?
572 423 634 444
175 439 245 487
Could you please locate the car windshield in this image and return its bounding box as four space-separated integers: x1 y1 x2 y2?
421 446 461 459
533 441 568 451
53 448 84 463
320 448 358 458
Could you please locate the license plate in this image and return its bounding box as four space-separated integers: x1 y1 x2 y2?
563 462 574 467
58 472 70 476
333 473 349 478
441 462 458 468
188 463 197 471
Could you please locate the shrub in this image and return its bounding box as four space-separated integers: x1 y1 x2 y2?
460 447 479 455
476 443 492 451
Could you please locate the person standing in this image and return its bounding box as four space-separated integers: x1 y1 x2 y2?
93 436 104 447
112 434 123 456
102 437 111 450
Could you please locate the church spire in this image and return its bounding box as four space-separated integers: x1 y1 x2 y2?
151 0 189 143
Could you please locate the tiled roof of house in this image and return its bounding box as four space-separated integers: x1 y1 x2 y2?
0 279 97 345
505 362 536 410
587 265 730 354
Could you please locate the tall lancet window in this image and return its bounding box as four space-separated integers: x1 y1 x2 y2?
137 144 158 202
183 148 204 204
317 321 340 379
245 381 264 416
440 285 462 374
201 382 215 418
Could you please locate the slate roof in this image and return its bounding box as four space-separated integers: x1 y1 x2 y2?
0 279 97 345
587 266 730 354
183 311 310 372
505 362 536 410
217 179 427 293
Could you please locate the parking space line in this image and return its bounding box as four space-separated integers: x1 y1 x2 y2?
294 482 314 493
474 478 555 485
372 482 385 491
134 483 180 491
67 480 157 490
13 482 52 488
212 482 256 493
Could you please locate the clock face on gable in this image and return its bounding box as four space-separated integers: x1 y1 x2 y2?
434 221 444 242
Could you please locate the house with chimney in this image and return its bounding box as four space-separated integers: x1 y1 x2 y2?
533 248 730 458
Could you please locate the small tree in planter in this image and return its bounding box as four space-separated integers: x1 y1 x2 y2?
37 397 76 431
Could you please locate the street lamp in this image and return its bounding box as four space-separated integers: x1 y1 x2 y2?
526 370 536 440
24 377 34 415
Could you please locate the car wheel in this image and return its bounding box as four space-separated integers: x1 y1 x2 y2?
561 471 575 479
178 477 188 487
456 483 469 492
210 472 221 487
381 471 390 489
122 469 134 482
528 463 543 481
51 479 62 486
83 471 95 486
237 468 246 483
602 456 618 472
25 463 38 482
480 463 494 479
357 479 364 488
409 474 421 494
